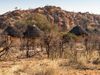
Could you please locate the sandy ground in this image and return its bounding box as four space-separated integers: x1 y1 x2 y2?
0 58 100 75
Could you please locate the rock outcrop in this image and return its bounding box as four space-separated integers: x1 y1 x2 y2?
0 6 100 37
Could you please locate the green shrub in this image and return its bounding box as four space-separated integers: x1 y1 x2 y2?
33 13 51 32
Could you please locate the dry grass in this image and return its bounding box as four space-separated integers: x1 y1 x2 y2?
0 58 100 75
0 48 100 75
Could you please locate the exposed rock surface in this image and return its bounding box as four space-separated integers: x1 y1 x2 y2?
0 6 100 37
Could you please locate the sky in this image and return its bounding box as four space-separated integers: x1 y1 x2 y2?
0 0 100 15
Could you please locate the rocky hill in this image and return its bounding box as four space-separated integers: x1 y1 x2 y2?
0 6 100 37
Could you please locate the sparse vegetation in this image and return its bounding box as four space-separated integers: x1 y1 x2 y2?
0 6 99 75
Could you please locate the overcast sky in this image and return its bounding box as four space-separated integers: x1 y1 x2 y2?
0 0 100 15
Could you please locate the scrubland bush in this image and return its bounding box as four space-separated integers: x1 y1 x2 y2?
0 26 100 71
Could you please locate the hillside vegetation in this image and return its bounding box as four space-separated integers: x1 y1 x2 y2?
0 6 100 75
0 6 100 32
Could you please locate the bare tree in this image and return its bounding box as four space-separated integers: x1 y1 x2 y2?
0 34 13 59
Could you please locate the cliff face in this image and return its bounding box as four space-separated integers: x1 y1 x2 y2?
0 6 100 34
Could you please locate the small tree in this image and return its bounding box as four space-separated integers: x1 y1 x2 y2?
33 13 51 32
0 34 13 60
